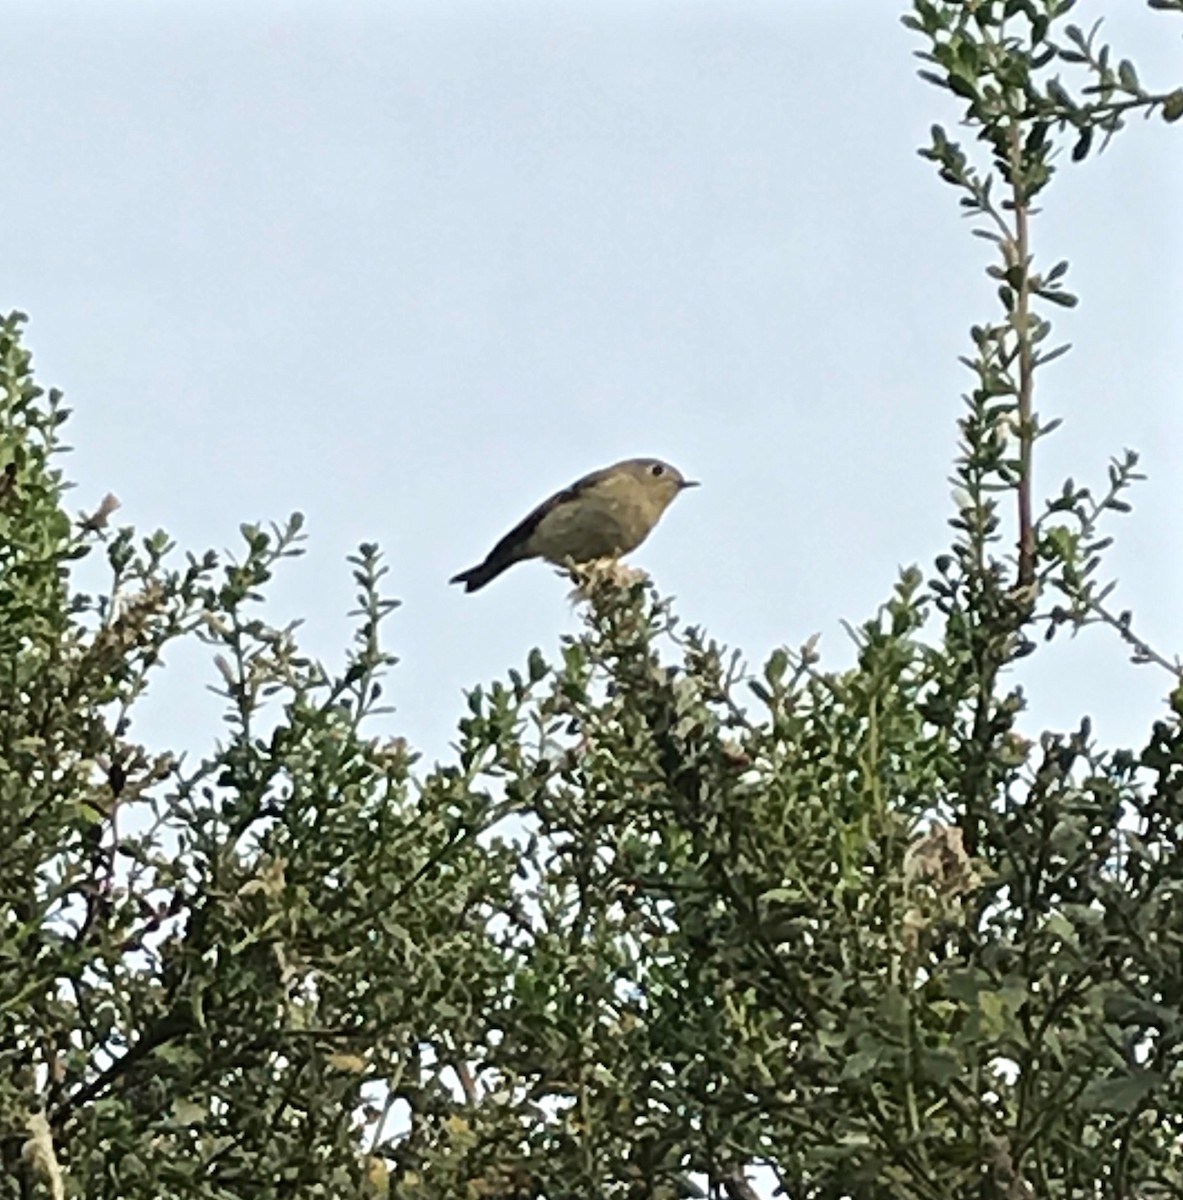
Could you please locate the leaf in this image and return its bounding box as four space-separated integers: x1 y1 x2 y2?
840 1049 882 1081
918 1047 962 1086
527 647 548 683
1103 994 1181 1033
977 985 1027 1037
1040 289 1079 308
326 1053 369 1074
171 1098 208 1125
1079 1070 1163 1113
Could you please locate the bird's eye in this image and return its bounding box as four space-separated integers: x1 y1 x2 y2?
650 463 665 477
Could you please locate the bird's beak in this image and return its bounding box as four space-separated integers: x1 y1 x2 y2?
679 479 700 490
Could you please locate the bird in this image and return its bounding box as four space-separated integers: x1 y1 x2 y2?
450 457 698 593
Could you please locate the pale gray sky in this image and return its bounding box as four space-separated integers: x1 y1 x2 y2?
4 0 1181 764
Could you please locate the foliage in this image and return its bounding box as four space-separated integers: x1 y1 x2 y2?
3 2 1183 1198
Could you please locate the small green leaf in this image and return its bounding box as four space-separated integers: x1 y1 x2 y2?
527 647 548 683
1079 1071 1163 1113
840 1049 882 1081
1043 289 1078 308
918 1047 961 1086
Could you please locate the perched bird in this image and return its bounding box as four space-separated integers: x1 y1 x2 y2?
450 457 698 592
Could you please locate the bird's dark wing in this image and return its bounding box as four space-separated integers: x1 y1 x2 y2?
449 464 620 591
482 464 615 567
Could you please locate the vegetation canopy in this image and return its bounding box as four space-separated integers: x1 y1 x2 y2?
2 2 1182 1197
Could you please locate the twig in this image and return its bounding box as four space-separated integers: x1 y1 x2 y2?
1089 599 1183 678
1009 126 1036 589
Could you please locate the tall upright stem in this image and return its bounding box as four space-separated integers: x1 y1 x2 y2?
1011 130 1036 588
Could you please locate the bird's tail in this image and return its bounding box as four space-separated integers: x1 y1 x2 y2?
449 557 509 592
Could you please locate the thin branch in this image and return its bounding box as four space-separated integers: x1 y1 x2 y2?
1009 126 1036 589
48 1010 191 1130
1088 599 1183 678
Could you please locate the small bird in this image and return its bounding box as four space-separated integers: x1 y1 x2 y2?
450 457 698 592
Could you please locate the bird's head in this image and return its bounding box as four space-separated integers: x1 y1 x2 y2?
617 457 699 512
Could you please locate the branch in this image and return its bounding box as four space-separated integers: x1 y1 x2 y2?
1009 126 1036 589
48 1010 191 1130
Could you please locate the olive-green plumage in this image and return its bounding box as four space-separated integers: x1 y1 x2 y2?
450 457 698 592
